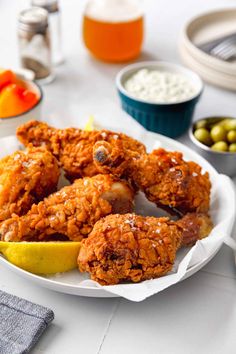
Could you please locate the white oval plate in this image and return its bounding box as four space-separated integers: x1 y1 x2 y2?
0 131 234 298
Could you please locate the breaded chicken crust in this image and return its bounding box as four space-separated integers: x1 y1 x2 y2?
16 120 146 181
0 146 60 221
17 121 211 215
94 144 211 215
0 175 134 242
131 149 211 215
78 213 213 285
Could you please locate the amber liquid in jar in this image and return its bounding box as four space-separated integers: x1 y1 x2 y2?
83 10 144 62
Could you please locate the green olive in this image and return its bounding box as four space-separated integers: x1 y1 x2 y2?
218 118 231 125
194 128 212 146
195 119 207 129
210 125 227 142
223 119 236 131
209 119 226 129
229 143 236 153
227 130 236 143
211 141 228 152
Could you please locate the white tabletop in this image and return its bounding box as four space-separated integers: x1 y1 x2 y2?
1 0 236 353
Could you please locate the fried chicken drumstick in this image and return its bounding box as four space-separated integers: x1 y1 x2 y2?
94 143 211 215
0 174 134 242
78 213 213 285
0 146 60 221
16 120 146 181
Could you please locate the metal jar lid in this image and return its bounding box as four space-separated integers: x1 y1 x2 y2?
18 7 49 32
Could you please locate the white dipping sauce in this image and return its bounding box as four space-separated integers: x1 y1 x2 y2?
124 69 197 103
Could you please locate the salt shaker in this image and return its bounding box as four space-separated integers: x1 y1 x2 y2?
31 0 64 65
18 7 54 84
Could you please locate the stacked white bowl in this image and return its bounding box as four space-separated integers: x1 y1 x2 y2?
179 8 236 91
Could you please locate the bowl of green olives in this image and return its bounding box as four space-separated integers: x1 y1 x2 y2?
189 116 236 176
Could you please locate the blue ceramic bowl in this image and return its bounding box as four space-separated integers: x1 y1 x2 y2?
116 61 203 138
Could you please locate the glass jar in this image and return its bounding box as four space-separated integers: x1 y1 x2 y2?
82 0 144 62
31 0 64 65
18 7 54 84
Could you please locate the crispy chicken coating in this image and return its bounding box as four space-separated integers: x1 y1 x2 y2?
0 175 134 242
17 121 211 216
94 144 211 215
16 120 146 181
78 213 213 285
0 146 60 221
130 149 211 215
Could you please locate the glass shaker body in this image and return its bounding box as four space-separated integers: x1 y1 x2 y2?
18 7 54 84
31 0 64 65
83 0 144 62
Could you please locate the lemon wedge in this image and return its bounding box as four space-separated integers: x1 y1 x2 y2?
84 115 95 131
0 241 81 274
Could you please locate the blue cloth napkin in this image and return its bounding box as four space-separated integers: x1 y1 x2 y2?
0 290 54 354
